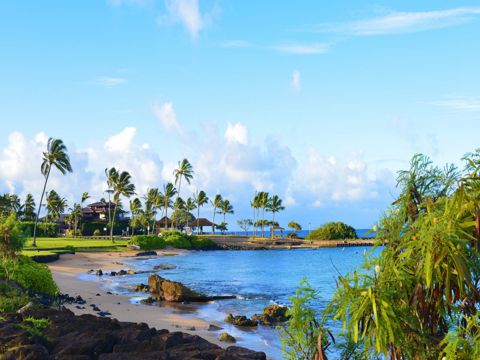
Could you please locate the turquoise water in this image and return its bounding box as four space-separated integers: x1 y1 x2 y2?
82 247 380 359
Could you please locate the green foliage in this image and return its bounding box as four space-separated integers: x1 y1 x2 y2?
0 281 30 313
0 256 58 295
162 231 192 248
17 317 50 339
280 278 333 360
0 213 26 257
18 221 59 238
306 221 357 240
66 229 81 237
130 235 166 250
81 221 127 236
93 229 101 236
440 313 480 360
190 237 215 249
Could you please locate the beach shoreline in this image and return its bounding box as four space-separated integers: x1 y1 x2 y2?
48 250 227 348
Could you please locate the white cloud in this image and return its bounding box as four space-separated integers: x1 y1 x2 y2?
274 43 329 55
430 97 480 111
105 127 137 152
291 70 301 91
221 40 252 48
313 7 480 36
158 0 219 39
94 76 128 87
225 122 248 145
152 102 184 134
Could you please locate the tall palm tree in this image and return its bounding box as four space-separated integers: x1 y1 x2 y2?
266 195 285 238
211 194 223 235
194 190 209 234
129 197 142 235
45 190 67 222
105 167 136 241
145 188 161 234
185 197 196 228
24 193 36 221
173 159 194 227
161 182 177 229
250 192 261 239
258 191 270 238
70 203 83 237
33 138 72 246
217 199 234 235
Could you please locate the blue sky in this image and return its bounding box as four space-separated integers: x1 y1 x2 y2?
1 1 479 229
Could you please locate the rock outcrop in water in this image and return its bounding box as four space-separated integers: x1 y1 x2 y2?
225 314 258 328
147 274 235 303
0 308 266 359
252 305 290 325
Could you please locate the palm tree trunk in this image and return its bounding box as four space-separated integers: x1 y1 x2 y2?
262 208 265 238
212 207 216 235
271 212 275 239
476 207 480 251
110 203 118 243
175 178 182 229
165 202 168 229
33 167 51 247
252 206 256 239
197 206 200 234
223 212 226 236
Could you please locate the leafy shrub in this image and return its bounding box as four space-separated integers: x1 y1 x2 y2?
66 229 81 237
130 235 166 250
18 221 59 238
17 317 50 339
0 281 30 313
191 237 216 249
162 231 192 249
93 229 101 236
0 256 58 295
306 221 357 241
82 221 128 236
0 213 26 257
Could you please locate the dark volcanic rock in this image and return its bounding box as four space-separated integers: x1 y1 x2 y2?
225 314 258 328
0 308 266 360
153 264 177 270
136 250 157 257
133 283 150 293
252 304 290 325
148 274 236 303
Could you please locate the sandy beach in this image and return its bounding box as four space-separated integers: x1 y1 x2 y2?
48 250 225 347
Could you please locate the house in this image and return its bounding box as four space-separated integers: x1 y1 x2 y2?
82 201 128 222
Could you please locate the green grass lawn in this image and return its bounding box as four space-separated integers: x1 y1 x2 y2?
22 237 131 256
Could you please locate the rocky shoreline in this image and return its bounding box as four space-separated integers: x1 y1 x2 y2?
0 307 266 359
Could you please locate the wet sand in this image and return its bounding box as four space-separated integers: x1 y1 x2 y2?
48 250 225 347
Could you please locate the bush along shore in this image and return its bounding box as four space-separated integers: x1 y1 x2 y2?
0 214 266 359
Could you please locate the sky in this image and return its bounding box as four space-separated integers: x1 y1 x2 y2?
0 1 480 230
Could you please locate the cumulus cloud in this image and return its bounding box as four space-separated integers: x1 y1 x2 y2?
152 102 184 135
224 122 248 145
291 70 301 91
430 96 480 111
157 0 219 39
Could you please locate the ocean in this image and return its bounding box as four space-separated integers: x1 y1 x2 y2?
81 246 382 359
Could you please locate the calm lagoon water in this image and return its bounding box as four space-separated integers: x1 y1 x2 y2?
81 247 381 359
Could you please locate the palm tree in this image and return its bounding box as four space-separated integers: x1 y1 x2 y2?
250 192 261 239
194 190 209 234
46 190 67 221
81 192 90 204
257 191 269 238
23 194 36 221
145 188 161 234
129 197 142 235
161 183 177 229
185 197 196 228
105 167 136 241
32 138 72 246
173 159 194 227
266 195 285 238
70 203 83 237
217 199 234 235
211 194 223 235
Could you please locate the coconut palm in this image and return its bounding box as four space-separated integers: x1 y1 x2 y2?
210 194 223 235
185 197 196 228
70 203 83 237
250 192 261 239
145 188 161 234
217 199 234 232
129 197 142 235
46 190 67 221
160 183 177 229
24 193 36 221
81 192 90 204
257 191 270 238
266 195 285 238
32 138 72 246
105 167 136 241
194 190 209 234
173 159 194 227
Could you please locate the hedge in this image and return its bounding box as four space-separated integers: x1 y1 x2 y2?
129 235 166 250
18 221 59 238
306 221 357 241
130 231 216 250
81 221 129 236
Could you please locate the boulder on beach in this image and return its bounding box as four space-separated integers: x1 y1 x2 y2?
136 250 157 257
147 274 236 302
225 314 258 328
153 264 177 270
133 283 150 293
252 305 290 325
219 332 236 343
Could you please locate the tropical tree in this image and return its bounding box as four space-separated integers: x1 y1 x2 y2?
173 158 194 227
266 194 285 237
194 190 209 234
105 167 135 241
129 197 142 235
45 190 67 221
160 183 176 229
258 191 270 238
145 188 161 234
33 138 72 247
81 192 90 204
237 219 253 235
69 203 83 237
211 194 223 235
217 199 234 233
23 193 36 221
250 192 260 239
185 197 196 228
